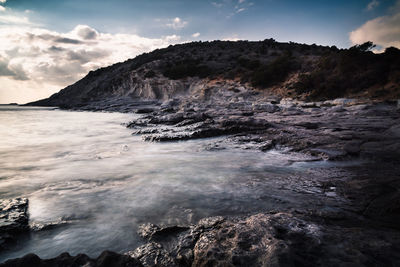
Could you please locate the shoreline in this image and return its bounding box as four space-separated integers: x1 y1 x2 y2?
1 98 400 266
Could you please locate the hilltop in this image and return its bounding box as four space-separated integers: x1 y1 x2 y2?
28 39 400 108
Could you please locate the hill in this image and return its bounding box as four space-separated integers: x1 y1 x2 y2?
28 39 400 108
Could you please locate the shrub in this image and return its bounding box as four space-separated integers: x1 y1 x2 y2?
251 54 296 87
144 70 156 78
163 60 212 79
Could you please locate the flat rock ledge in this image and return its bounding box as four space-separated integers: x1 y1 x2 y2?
127 98 400 162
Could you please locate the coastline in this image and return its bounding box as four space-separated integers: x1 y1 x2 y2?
1 97 400 266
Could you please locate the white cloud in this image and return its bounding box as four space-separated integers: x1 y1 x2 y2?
0 6 5 12
222 34 240 41
0 13 36 25
211 2 223 8
349 9 400 49
166 17 188 30
0 14 181 104
367 0 380 11
238 0 246 3
191 32 200 38
164 34 181 42
0 0 6 3
236 8 246 13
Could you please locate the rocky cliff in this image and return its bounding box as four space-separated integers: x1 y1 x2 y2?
28 40 400 108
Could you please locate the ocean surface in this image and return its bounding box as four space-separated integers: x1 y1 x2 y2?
0 106 345 261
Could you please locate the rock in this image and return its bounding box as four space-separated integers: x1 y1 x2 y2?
192 213 321 266
0 251 143 267
135 108 155 114
138 224 189 241
0 198 29 251
127 242 178 267
252 103 280 113
128 211 400 266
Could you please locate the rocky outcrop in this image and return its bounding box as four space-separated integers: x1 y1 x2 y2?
124 212 400 267
0 251 143 267
3 208 400 266
127 97 400 162
0 199 29 251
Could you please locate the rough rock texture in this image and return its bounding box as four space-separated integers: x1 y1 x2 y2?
127 96 400 162
125 212 400 267
0 199 29 251
14 40 400 267
0 251 143 267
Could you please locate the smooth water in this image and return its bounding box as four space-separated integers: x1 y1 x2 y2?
0 106 339 261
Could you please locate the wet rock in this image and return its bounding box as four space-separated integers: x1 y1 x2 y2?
252 103 280 113
0 198 29 251
127 242 178 267
135 108 155 114
0 251 143 267
138 224 189 241
192 213 322 267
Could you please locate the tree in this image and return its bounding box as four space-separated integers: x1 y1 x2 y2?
350 41 376 52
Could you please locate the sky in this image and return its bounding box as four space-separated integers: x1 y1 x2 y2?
0 0 399 104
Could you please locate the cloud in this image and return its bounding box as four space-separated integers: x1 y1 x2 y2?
236 8 246 13
166 17 188 30
222 34 240 41
238 0 246 3
192 32 200 38
211 2 223 8
0 6 5 12
0 56 28 80
72 24 98 40
0 0 6 3
349 7 400 49
54 37 83 44
0 13 35 25
367 0 380 11
0 15 181 103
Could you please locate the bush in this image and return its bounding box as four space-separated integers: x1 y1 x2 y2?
251 54 296 87
237 57 260 70
163 60 212 79
144 70 156 78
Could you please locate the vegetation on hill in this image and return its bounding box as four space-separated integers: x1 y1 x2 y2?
28 39 400 107
143 39 400 100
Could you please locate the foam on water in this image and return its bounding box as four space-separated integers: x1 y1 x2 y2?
0 106 355 261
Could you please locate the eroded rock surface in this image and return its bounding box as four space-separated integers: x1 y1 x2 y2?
127 96 400 163
0 199 29 251
0 251 143 267
126 212 400 267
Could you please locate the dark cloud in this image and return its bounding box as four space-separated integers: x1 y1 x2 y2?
75 25 98 40
26 33 83 44
54 37 83 44
0 57 28 80
48 46 65 52
0 59 16 77
67 49 110 64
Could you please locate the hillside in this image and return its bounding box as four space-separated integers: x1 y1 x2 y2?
28 39 400 108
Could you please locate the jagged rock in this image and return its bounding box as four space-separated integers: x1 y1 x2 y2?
127 242 178 267
0 198 29 251
0 251 143 267
126 211 400 267
192 213 322 266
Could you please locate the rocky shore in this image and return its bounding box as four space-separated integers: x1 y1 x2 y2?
2 96 400 266
11 40 400 266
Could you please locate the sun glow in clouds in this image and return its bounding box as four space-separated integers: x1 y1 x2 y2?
0 14 181 103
